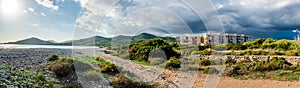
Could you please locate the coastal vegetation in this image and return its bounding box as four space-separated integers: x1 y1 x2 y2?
223 57 300 81
196 57 300 81
46 55 157 87
185 38 300 56
128 38 181 69
48 57 74 77
47 54 59 61
0 65 54 87
88 56 156 88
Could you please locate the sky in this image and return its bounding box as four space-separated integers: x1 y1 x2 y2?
0 0 299 43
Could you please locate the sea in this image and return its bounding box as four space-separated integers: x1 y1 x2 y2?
0 44 99 49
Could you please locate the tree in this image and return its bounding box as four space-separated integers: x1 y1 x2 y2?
129 38 180 62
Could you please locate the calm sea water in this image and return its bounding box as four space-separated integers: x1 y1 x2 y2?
0 44 98 49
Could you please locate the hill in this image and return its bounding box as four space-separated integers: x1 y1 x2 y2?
3 33 177 46
70 36 112 46
63 33 176 46
5 37 55 45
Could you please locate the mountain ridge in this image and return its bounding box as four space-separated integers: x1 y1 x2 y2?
4 33 176 46
5 37 55 45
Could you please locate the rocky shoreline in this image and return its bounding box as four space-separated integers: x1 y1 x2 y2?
0 48 92 87
0 48 72 71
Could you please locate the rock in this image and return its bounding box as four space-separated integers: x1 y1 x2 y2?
13 81 20 86
0 85 7 88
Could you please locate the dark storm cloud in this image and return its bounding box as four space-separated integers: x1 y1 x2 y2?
212 0 300 39
76 0 299 39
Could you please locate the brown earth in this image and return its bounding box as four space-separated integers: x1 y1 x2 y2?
192 75 300 88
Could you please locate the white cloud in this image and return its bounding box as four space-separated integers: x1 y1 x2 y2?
75 0 201 37
74 0 89 7
34 0 59 10
29 23 40 27
40 12 46 16
23 10 28 13
28 7 35 12
212 0 300 29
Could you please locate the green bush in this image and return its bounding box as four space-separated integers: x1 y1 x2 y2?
226 43 247 50
48 57 74 77
37 73 45 80
268 50 283 55
225 58 236 66
129 38 180 61
165 57 181 69
47 54 59 61
191 51 200 55
198 44 211 51
214 44 226 50
285 50 298 56
100 63 119 75
109 74 153 88
252 50 268 55
200 49 212 55
97 57 110 65
245 57 292 72
223 67 239 76
199 59 211 66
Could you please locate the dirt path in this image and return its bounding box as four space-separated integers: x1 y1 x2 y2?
193 75 300 88
217 77 300 88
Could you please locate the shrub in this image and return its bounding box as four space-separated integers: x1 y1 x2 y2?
200 49 212 55
191 51 200 55
199 59 211 66
37 73 45 80
109 74 153 88
198 45 211 51
165 57 181 69
285 50 298 56
252 50 267 55
49 57 74 77
47 54 59 61
203 67 219 74
248 57 292 72
223 67 239 76
110 74 134 88
214 44 226 50
97 57 110 65
100 63 119 75
225 58 236 66
268 50 283 55
129 38 180 62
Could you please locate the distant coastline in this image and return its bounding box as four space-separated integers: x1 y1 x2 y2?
0 44 98 49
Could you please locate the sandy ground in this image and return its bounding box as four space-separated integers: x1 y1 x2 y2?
192 75 300 88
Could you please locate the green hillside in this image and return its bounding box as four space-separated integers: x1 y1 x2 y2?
5 37 55 45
